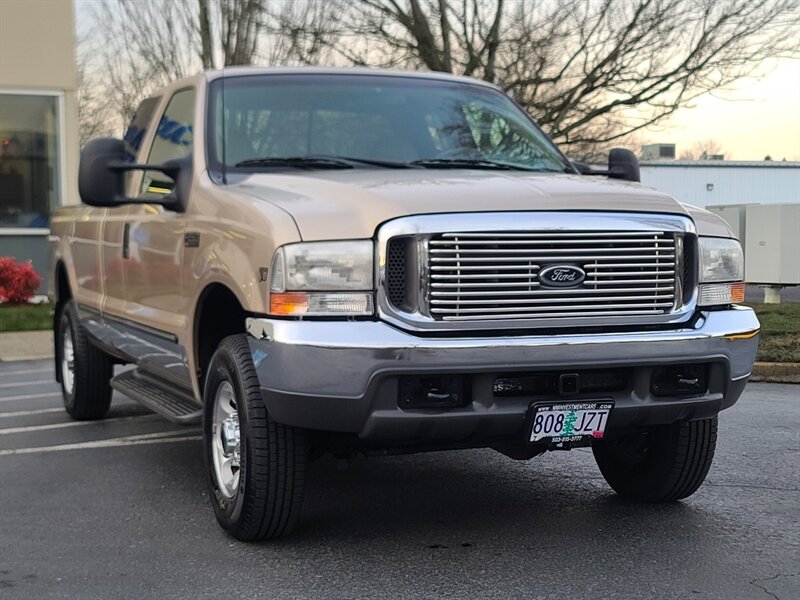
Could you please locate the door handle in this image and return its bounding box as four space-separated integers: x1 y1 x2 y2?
123 223 130 259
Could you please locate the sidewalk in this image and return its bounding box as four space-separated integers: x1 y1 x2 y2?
0 331 54 361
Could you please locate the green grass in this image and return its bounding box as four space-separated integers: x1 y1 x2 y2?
746 302 800 363
0 301 797 362
0 303 53 333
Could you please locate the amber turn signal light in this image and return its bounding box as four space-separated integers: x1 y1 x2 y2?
269 292 309 316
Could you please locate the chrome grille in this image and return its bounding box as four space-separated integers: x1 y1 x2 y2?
428 231 678 321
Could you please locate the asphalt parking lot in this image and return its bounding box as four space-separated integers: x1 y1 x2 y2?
1 359 798 600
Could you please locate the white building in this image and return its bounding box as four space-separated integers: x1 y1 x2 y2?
0 0 79 292
640 160 800 208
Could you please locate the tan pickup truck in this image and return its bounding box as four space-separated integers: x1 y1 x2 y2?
49 67 759 541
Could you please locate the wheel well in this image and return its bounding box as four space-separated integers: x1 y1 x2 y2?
194 284 247 397
54 261 71 308
53 262 71 383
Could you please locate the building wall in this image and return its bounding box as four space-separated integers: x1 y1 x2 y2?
640 162 800 208
0 0 79 292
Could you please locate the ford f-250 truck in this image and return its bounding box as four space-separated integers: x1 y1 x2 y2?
49 68 759 541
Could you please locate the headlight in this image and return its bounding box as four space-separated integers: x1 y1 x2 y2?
698 237 744 306
699 237 743 283
269 241 374 316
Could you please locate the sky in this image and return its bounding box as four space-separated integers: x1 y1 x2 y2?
638 59 800 161
74 0 799 162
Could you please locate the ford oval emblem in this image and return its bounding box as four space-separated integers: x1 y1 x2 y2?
539 265 586 288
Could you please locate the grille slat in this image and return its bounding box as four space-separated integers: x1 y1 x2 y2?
430 238 675 246
431 254 675 262
426 230 679 322
431 286 674 295
431 302 674 313
431 296 674 304
430 246 673 254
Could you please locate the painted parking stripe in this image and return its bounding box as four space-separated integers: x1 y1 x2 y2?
0 414 160 435
0 367 52 376
0 380 55 390
0 430 202 456
0 407 65 419
0 392 62 403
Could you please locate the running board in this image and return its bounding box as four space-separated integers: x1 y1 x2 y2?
111 369 202 424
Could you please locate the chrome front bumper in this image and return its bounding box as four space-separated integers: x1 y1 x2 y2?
246 307 760 441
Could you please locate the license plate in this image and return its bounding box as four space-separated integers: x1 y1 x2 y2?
530 402 613 443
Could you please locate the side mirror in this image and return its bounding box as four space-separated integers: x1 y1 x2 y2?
607 148 640 182
78 138 191 212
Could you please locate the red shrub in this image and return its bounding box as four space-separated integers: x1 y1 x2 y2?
0 257 42 305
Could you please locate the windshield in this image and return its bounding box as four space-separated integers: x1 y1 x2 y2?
207 74 573 175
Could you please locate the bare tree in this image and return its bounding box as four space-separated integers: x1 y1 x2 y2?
285 0 799 154
85 0 270 131
76 37 115 146
679 139 725 160
80 0 799 159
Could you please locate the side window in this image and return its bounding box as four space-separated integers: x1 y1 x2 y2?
140 88 195 196
122 96 161 163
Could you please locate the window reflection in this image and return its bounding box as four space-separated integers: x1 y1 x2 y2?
0 94 60 228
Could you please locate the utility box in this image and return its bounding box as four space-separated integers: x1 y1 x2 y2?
744 204 800 285
707 203 752 246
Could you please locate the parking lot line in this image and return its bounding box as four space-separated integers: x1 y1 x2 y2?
0 380 53 389
0 367 52 376
0 430 202 456
0 392 62 403
0 407 64 419
0 414 160 435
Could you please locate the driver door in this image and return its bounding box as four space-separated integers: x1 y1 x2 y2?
121 88 196 385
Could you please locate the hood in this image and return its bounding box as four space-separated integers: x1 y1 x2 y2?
231 170 714 240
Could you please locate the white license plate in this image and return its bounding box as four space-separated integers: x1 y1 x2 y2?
530 402 613 443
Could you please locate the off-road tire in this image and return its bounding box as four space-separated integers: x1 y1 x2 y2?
58 300 113 420
593 417 718 502
203 335 306 541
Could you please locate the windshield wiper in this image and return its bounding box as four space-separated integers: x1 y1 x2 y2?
409 158 547 171
235 156 354 169
234 155 415 170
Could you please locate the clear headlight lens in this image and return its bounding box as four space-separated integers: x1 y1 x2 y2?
698 237 744 307
699 237 743 283
269 241 374 316
270 241 373 291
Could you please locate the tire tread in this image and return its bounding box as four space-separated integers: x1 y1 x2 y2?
60 301 112 420
205 335 306 541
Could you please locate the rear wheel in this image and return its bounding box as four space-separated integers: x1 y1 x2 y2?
593 417 718 502
58 301 113 420
203 335 307 541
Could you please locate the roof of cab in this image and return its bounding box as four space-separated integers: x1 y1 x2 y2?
150 66 501 100
203 66 500 88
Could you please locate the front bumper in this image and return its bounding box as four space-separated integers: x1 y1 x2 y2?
246 307 759 443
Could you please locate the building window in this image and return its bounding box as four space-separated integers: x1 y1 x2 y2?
0 94 61 229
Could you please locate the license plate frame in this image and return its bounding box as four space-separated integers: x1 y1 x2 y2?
529 401 614 445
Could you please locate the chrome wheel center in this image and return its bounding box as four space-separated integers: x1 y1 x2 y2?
221 414 241 464
61 330 75 396
211 381 241 499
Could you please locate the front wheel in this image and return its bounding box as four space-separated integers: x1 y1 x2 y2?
203 335 307 541
592 417 718 502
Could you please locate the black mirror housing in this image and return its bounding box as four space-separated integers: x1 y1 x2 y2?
78 137 189 212
78 138 128 207
607 148 640 182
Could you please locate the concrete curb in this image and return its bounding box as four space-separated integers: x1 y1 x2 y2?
751 362 800 384
0 331 54 362
2 330 799 383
